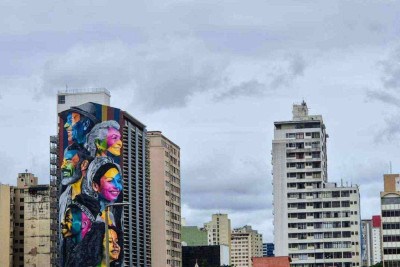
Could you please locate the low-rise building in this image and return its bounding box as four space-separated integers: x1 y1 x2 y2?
231 225 263 267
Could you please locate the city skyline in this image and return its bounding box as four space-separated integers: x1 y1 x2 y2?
1 1 400 244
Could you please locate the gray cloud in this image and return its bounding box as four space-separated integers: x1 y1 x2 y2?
37 39 229 111
380 47 400 90
374 114 400 143
182 154 270 212
215 54 306 101
366 90 400 107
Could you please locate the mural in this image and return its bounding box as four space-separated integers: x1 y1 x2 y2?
58 102 124 267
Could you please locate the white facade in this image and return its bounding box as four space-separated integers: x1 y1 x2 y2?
381 190 400 267
272 102 361 267
56 88 111 114
361 220 372 266
371 226 382 265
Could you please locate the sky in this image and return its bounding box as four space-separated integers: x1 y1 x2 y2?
1 0 400 242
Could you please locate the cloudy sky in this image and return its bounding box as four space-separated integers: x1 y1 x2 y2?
1 0 400 242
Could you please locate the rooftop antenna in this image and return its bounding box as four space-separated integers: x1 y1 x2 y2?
390 161 393 174
341 178 343 187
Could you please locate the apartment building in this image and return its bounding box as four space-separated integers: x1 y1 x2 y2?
381 174 400 267
204 214 231 249
0 172 51 267
231 225 263 267
272 101 361 267
149 131 182 267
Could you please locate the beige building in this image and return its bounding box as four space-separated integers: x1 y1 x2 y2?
149 131 182 267
0 184 12 267
0 172 51 267
231 225 263 267
204 213 232 262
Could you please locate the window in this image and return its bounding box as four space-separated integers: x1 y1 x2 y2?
58 95 66 104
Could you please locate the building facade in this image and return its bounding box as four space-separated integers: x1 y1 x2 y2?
56 101 151 266
230 225 263 267
371 216 382 265
381 174 400 267
182 226 208 247
0 172 51 267
149 131 182 267
263 243 275 257
361 219 372 266
272 102 361 267
0 184 12 267
50 89 111 264
182 245 229 267
204 214 231 249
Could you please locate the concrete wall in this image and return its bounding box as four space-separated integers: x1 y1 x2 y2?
0 185 11 267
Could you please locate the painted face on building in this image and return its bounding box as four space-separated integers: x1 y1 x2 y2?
61 208 79 238
61 149 79 179
93 167 122 202
103 229 121 262
64 112 81 142
61 207 92 240
106 127 122 156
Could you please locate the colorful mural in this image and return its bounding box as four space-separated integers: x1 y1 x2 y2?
58 102 124 267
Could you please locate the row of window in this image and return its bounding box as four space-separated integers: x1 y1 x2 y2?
287 172 322 179
384 248 400 254
383 223 400 229
288 221 354 229
288 211 357 219
287 190 356 199
287 162 321 169
289 241 352 250
286 132 321 139
288 231 354 239
382 210 400 217
383 235 400 242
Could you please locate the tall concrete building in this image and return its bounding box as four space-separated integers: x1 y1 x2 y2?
272 102 361 267
381 174 400 267
53 90 152 266
204 214 232 248
0 184 12 267
149 131 182 267
361 216 382 267
50 88 111 265
0 172 51 267
230 225 263 267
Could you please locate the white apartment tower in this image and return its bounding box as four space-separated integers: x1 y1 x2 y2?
230 225 263 267
272 102 361 267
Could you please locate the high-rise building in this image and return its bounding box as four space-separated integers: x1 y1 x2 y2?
148 131 182 267
381 174 400 267
50 89 111 265
56 101 151 266
371 216 382 265
230 225 263 267
0 172 51 267
362 216 382 266
263 243 275 257
361 219 372 266
0 184 12 267
204 213 231 249
272 102 361 267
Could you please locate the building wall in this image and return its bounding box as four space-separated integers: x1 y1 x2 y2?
56 89 111 114
182 226 208 246
57 102 151 266
252 256 291 267
381 175 400 267
149 131 181 267
272 102 361 267
361 220 372 267
204 214 231 248
371 216 382 265
24 186 51 266
0 184 11 267
182 245 224 267
231 226 263 267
